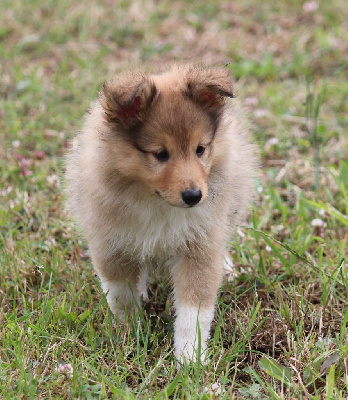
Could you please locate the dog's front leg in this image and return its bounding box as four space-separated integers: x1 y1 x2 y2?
170 249 225 363
91 252 144 322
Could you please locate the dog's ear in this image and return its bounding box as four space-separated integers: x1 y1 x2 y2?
185 67 234 114
101 71 157 128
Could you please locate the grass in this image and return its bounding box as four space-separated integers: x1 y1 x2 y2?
0 0 347 398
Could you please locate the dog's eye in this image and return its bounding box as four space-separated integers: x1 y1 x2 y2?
154 150 169 162
196 145 205 157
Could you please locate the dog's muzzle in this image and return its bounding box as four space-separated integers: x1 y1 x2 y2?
181 189 202 206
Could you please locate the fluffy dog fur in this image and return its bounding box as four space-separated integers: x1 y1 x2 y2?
65 64 257 362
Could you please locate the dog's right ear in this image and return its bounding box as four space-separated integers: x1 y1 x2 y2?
101 71 157 129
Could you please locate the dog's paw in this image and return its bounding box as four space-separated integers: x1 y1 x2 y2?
140 292 149 302
137 268 149 302
223 253 237 282
175 346 208 368
174 336 208 365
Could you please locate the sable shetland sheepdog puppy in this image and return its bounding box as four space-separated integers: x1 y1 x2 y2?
65 64 257 363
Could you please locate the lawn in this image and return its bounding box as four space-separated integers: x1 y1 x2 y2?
0 0 347 398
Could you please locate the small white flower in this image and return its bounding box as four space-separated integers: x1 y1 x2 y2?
275 225 284 233
311 218 326 227
19 158 30 167
204 381 225 396
267 137 279 146
46 174 61 186
54 363 73 376
254 109 269 118
45 238 57 247
303 1 319 13
244 96 259 107
237 228 245 238
265 137 279 151
211 382 222 395
319 209 326 216
224 256 237 282
2 186 12 197
265 245 272 252
12 140 21 148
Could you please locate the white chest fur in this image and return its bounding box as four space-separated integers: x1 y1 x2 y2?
104 195 216 263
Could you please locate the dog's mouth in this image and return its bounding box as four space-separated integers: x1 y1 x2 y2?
154 190 194 208
155 190 202 208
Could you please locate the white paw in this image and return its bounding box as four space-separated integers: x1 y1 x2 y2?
223 254 237 282
137 268 149 302
101 280 141 320
175 340 207 365
174 304 214 364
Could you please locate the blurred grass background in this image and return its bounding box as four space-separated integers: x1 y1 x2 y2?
0 0 347 398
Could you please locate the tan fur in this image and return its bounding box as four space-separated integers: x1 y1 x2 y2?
65 64 258 361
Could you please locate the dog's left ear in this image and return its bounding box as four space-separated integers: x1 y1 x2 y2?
185 67 234 113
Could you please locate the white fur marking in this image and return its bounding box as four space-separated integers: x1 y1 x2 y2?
104 197 221 263
101 280 140 321
136 268 149 301
174 303 215 363
223 253 234 271
224 253 237 282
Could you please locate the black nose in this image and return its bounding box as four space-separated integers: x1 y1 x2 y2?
181 189 202 206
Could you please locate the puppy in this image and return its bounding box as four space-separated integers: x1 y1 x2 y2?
65 64 257 362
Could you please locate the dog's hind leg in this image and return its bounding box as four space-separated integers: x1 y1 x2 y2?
223 252 238 282
137 267 149 302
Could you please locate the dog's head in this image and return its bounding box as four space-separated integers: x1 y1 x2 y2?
100 65 234 208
